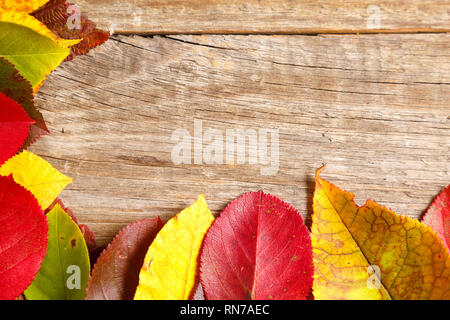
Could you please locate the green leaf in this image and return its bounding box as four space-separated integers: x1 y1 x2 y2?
0 21 69 88
24 203 90 300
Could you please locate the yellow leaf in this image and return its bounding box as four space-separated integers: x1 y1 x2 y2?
0 151 72 210
33 79 45 95
312 167 450 300
0 9 80 48
134 194 215 300
0 0 49 13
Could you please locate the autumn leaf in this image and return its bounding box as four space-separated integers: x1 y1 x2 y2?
0 92 34 165
0 21 69 89
312 167 450 300
24 203 90 300
0 150 72 210
0 175 48 300
32 0 109 61
86 218 164 300
46 199 97 265
422 185 450 252
134 195 214 300
0 57 49 149
0 0 49 13
200 191 313 300
0 9 80 48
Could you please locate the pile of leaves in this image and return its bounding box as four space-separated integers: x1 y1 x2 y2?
1 1 449 301
89 177 450 300
0 0 107 299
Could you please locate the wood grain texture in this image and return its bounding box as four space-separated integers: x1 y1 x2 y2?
75 0 450 34
30 34 449 246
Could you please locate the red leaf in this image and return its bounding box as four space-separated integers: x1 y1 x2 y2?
0 57 49 150
0 92 35 166
422 185 450 252
32 0 109 61
0 176 48 300
86 218 164 300
200 191 313 300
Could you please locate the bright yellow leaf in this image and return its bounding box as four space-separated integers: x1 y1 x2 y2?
0 151 72 210
312 167 450 300
134 194 215 300
0 9 80 48
0 0 49 13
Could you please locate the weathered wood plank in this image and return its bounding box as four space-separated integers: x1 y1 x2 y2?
76 0 450 34
31 34 449 246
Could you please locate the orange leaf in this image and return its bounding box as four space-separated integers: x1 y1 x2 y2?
0 0 49 13
312 167 450 300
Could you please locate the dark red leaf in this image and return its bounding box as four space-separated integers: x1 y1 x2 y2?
422 185 450 252
86 218 164 300
200 191 313 300
0 92 35 166
0 57 49 150
67 29 109 61
0 176 48 300
32 0 109 61
79 224 98 265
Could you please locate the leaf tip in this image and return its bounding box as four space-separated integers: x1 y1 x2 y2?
315 164 326 180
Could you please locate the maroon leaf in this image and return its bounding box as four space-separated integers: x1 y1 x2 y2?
32 0 109 61
86 218 164 300
200 191 313 300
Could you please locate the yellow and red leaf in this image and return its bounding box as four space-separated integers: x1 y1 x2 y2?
312 167 450 300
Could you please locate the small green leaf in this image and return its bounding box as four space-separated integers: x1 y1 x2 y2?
24 204 90 300
0 21 69 88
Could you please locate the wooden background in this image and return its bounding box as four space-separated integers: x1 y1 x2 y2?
30 0 449 247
